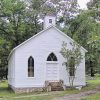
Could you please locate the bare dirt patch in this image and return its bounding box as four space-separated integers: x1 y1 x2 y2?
53 86 100 100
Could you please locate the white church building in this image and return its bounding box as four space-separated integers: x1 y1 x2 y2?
8 15 87 93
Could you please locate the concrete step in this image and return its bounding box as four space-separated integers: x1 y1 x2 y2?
45 81 64 91
49 82 62 87
51 86 64 91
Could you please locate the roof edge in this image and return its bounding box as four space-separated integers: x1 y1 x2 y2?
8 25 87 60
8 25 54 60
52 26 88 52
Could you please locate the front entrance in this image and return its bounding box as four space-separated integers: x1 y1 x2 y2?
46 52 59 81
46 63 59 81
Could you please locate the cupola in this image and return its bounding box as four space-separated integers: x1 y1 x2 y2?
43 13 56 29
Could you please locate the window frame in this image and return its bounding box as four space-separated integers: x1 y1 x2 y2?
49 19 52 24
47 52 58 61
28 56 34 77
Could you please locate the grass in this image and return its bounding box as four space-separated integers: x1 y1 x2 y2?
85 74 100 90
81 74 100 100
0 80 15 97
1 95 53 100
82 93 100 100
0 80 54 100
58 74 100 96
0 74 100 100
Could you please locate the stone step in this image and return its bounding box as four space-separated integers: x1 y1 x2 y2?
51 86 64 91
45 80 64 91
49 82 62 87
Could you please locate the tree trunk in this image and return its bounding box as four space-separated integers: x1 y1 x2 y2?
90 61 95 77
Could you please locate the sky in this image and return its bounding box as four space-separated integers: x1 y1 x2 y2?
78 0 90 9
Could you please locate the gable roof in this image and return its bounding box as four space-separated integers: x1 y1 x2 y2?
8 25 87 60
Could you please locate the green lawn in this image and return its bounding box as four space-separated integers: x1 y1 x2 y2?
0 74 100 100
0 80 15 97
83 74 100 90
81 74 100 100
0 95 53 100
0 81 54 100
82 93 100 100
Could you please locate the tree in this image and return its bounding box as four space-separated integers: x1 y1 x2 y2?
60 42 83 88
0 0 42 79
66 7 100 76
0 37 10 79
52 0 79 24
27 0 79 25
0 0 27 76
0 0 80 79
87 25 100 74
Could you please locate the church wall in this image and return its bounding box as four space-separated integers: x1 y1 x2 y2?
8 51 15 87
9 27 86 90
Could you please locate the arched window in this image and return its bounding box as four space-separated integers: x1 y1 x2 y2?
28 56 34 77
47 53 57 61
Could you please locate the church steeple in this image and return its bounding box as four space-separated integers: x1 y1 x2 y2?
43 13 56 29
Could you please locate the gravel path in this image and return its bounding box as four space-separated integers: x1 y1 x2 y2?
53 86 100 100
